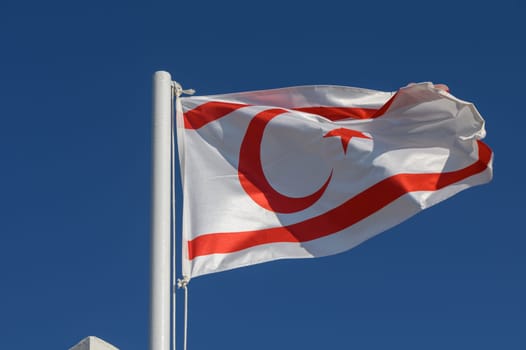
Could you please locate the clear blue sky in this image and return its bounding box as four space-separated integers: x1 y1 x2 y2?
1 1 524 349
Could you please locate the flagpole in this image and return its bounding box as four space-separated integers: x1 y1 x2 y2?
150 71 173 350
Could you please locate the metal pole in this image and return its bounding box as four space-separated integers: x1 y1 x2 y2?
150 71 172 350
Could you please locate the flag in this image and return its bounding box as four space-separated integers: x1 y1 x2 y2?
176 82 493 279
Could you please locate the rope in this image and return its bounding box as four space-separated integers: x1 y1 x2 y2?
170 83 177 350
177 277 190 350
172 82 194 350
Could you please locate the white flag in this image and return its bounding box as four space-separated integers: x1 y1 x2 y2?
177 83 493 279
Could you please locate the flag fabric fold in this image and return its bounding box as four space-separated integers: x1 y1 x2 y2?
177 82 493 279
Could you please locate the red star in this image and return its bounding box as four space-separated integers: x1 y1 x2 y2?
323 128 371 154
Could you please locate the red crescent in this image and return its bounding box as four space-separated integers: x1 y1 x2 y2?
238 108 333 214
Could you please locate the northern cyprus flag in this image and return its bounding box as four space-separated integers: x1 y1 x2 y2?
176 83 493 279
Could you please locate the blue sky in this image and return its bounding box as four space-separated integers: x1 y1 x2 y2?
1 1 524 349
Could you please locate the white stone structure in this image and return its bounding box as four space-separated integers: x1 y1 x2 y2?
69 336 118 350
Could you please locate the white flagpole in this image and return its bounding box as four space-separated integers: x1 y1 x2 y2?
150 71 173 350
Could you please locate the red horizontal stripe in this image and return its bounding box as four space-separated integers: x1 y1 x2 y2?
187 141 492 260
183 103 386 130
293 106 379 120
184 101 247 129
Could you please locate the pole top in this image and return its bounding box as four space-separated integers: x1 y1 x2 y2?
154 71 172 81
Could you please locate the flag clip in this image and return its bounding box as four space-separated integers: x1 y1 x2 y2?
177 276 190 289
173 81 196 97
